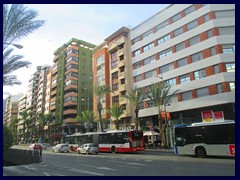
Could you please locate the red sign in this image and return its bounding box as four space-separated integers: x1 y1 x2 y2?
201 110 213 122
228 144 235 156
214 111 224 121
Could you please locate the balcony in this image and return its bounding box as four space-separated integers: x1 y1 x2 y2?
63 118 76 123
65 68 78 75
53 54 59 63
64 84 77 91
119 97 126 105
119 72 125 79
64 76 78 83
64 101 77 107
50 97 56 103
51 89 57 96
63 109 77 115
108 36 125 51
65 60 78 68
50 105 56 111
118 60 125 68
64 92 77 98
119 84 126 91
117 48 124 56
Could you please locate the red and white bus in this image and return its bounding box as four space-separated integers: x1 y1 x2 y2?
64 130 144 153
98 130 145 153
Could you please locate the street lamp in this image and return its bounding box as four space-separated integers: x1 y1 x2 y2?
164 103 171 149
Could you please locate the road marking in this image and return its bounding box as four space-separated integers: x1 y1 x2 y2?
127 162 146 166
97 167 116 171
22 165 37 170
119 165 140 169
145 160 153 162
68 168 104 176
42 172 66 176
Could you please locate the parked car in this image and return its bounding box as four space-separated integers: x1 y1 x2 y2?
77 143 99 155
29 143 42 150
39 143 47 149
52 144 69 153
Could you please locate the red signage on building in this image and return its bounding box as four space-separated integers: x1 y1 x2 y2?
228 144 235 156
201 110 214 122
213 111 224 121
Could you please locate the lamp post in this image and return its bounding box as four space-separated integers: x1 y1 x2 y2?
164 103 171 149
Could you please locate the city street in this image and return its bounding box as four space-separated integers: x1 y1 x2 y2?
3 146 235 176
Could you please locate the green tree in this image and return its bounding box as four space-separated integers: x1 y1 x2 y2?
3 48 31 86
76 110 96 132
93 84 112 132
3 4 44 50
36 112 48 143
3 125 13 153
3 4 44 86
9 117 19 144
122 88 146 131
147 80 178 148
107 104 125 130
19 110 33 142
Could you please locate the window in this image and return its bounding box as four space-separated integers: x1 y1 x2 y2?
174 27 184 37
172 13 181 23
204 14 210 22
187 20 198 31
215 10 235 19
135 75 142 82
196 87 209 98
142 30 153 40
165 78 176 87
178 58 188 67
210 47 216 56
157 34 170 45
145 70 156 79
156 20 168 32
66 64 78 70
67 49 78 56
97 55 104 66
222 44 235 54
134 49 141 57
175 42 185 52
180 74 190 84
160 63 174 73
65 79 77 86
132 37 139 45
144 55 155 65
184 5 195 15
226 63 235 72
217 84 223 93
143 42 154 52
134 62 141 69
191 52 203 63
159 48 172 59
66 56 78 63
138 102 144 109
229 82 235 92
194 69 206 79
214 65 219 74
189 35 200 46
111 61 118 69
219 27 235 35
207 29 212 38
64 96 77 102
147 100 153 108
182 91 192 101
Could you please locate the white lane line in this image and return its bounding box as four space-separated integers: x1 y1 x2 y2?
119 165 140 169
42 172 66 176
97 167 116 171
127 162 146 166
68 168 104 176
22 165 37 170
108 160 146 166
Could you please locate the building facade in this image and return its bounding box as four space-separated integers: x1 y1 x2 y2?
130 4 235 131
50 38 96 143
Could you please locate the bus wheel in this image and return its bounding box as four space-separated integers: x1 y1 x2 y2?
111 146 116 153
70 146 74 151
195 147 206 158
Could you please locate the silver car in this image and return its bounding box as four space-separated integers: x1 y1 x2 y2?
52 144 69 153
77 143 99 155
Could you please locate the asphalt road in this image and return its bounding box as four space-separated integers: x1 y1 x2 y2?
3 147 235 176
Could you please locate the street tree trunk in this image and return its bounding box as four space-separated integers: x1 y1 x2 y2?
158 110 167 148
135 109 139 131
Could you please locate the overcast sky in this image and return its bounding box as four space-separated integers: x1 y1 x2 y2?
3 4 169 99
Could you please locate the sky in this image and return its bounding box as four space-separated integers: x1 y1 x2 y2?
3 4 169 99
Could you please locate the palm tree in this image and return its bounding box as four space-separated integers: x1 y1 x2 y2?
3 4 44 86
45 113 55 143
19 110 29 142
107 104 125 130
36 112 48 143
9 117 19 144
93 84 112 132
122 88 146 131
147 80 178 148
3 48 31 86
76 110 96 132
3 4 45 50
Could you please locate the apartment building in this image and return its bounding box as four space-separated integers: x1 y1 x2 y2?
17 94 27 141
51 38 96 142
4 94 23 126
130 4 235 129
104 27 135 129
92 42 111 130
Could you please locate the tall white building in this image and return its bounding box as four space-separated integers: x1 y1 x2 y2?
130 4 235 127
